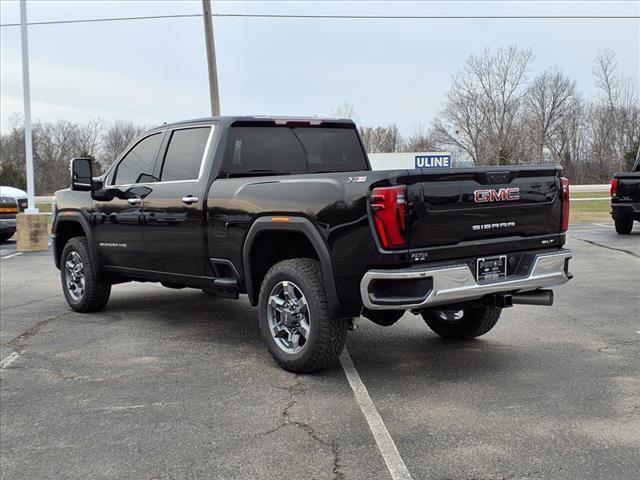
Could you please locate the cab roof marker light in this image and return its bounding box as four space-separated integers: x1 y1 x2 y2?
273 118 322 126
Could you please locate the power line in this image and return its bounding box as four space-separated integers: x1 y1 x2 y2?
1 12 638 28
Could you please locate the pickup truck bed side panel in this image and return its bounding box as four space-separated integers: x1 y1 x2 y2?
206 170 410 307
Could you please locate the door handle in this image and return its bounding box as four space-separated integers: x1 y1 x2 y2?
127 197 142 206
181 196 199 205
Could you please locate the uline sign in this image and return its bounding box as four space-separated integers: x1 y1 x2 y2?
415 154 451 168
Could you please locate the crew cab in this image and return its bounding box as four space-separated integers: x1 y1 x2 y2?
52 117 573 373
610 153 640 234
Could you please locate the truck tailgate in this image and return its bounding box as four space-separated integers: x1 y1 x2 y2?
407 166 563 251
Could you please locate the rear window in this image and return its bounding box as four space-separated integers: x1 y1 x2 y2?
221 127 367 176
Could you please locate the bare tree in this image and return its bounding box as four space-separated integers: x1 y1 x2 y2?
1 118 144 193
331 102 358 121
525 67 579 161
0 116 27 189
433 46 534 165
591 49 640 175
359 125 402 153
101 120 145 166
35 120 84 193
401 124 437 152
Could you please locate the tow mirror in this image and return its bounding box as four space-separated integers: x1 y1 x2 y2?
70 157 93 191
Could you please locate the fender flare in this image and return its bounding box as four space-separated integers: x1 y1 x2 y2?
52 211 102 276
242 216 345 318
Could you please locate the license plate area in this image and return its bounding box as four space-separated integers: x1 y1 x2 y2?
477 255 507 281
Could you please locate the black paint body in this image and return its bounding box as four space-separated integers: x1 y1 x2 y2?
611 156 640 222
53 117 567 317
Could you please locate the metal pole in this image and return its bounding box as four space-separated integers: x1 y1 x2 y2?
19 0 38 213
201 0 220 116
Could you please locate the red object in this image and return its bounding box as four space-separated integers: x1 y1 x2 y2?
561 177 570 232
610 178 619 197
371 185 407 249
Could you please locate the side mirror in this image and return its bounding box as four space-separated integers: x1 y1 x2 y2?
70 158 93 191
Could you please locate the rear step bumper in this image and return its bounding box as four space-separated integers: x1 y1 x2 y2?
360 249 572 310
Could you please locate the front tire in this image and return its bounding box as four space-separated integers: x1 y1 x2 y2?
614 218 633 234
258 258 347 373
61 237 111 312
422 306 502 340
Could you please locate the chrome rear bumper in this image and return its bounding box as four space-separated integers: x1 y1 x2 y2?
360 249 572 310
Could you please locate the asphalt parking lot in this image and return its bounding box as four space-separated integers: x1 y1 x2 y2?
1 223 639 480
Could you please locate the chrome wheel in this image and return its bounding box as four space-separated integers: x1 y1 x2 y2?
65 251 85 301
436 310 464 323
267 280 310 354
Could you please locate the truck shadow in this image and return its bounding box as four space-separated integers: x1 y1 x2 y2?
103 287 519 378
346 325 522 380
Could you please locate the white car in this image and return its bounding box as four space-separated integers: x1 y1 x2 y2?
0 186 28 242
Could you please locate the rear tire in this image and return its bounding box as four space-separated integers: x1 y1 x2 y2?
422 306 502 340
61 237 111 312
614 218 633 234
258 258 347 373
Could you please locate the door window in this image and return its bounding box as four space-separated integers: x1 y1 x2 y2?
159 127 211 182
112 133 163 185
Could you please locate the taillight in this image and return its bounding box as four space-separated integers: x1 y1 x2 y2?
610 178 619 197
561 177 570 232
371 185 407 249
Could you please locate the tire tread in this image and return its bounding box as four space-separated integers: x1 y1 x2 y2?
61 237 111 312
258 258 347 373
614 219 633 234
423 306 501 340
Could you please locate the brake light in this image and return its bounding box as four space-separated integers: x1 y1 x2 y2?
610 178 619 197
371 185 407 249
561 177 570 232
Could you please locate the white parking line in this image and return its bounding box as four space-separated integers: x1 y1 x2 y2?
340 349 413 480
636 331 640 336
0 351 21 369
1 252 22 260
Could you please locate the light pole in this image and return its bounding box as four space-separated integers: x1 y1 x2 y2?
17 0 48 252
201 0 220 116
19 0 37 213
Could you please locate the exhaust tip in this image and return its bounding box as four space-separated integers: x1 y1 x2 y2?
511 289 554 306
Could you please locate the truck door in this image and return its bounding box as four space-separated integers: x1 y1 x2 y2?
142 125 216 277
93 132 164 269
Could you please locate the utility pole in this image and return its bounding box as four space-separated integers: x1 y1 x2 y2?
19 0 37 213
201 0 220 116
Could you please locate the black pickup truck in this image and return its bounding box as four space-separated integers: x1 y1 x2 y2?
53 116 573 372
610 154 640 234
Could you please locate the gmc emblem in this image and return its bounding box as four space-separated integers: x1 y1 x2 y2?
474 187 520 203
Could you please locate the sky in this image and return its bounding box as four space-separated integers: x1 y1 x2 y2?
0 0 638 135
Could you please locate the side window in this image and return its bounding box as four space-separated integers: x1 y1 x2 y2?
113 133 163 185
160 127 211 182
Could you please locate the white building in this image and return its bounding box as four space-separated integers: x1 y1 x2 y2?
367 152 453 171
